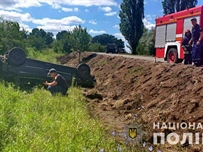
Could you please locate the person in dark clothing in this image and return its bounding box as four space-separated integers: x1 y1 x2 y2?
189 18 203 66
44 68 68 95
182 29 192 64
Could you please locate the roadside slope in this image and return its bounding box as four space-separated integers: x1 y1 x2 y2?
58 52 203 152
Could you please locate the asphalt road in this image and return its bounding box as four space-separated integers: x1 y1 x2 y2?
95 52 165 62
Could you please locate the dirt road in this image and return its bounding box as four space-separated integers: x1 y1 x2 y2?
95 52 165 62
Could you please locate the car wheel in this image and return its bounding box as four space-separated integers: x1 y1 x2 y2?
7 47 26 67
77 63 91 79
167 48 178 63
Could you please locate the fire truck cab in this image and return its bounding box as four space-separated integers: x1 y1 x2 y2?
155 5 203 63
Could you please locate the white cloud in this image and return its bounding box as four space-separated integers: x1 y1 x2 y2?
0 0 117 10
143 18 155 29
15 1 41 8
33 16 85 26
0 10 33 22
62 7 73 12
37 25 76 33
113 25 119 28
99 6 112 12
0 9 85 34
114 33 126 42
33 16 85 33
0 8 155 36
74 8 79 11
43 0 117 7
50 2 79 12
89 20 97 25
52 2 61 9
0 6 22 12
118 4 120 10
0 1 18 7
85 9 89 12
89 29 106 34
0 1 41 11
61 7 79 12
104 12 117 16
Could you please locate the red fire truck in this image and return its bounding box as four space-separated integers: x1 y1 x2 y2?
155 5 203 63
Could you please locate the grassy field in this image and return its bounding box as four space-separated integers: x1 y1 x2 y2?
0 49 128 152
0 83 127 152
0 49 154 152
26 48 64 63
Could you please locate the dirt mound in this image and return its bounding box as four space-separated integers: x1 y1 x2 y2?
58 52 203 152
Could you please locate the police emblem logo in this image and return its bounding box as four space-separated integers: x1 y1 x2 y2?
123 121 147 145
129 127 137 139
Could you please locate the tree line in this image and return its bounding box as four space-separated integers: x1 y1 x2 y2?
0 17 154 55
0 19 125 54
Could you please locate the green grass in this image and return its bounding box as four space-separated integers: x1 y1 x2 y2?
0 48 125 151
100 61 107 66
128 67 144 74
26 48 64 63
0 83 127 152
0 48 158 152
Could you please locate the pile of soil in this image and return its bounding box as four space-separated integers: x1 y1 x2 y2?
57 52 203 152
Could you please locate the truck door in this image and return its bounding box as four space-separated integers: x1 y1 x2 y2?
155 25 166 57
166 23 176 42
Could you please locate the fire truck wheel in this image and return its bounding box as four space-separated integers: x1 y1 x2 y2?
167 48 178 63
77 63 91 80
7 47 26 67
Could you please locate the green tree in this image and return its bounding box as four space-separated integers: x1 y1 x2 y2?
0 19 27 53
92 34 125 49
119 0 144 54
162 0 198 15
53 25 92 61
45 32 54 46
56 30 68 40
70 25 92 63
52 32 73 53
137 28 155 55
71 25 91 51
27 28 54 50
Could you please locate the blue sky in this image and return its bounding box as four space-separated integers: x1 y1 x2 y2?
0 0 202 51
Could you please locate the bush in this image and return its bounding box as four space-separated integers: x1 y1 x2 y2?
26 48 64 63
89 43 106 52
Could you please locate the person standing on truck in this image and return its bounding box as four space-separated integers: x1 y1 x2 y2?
182 29 192 64
43 68 68 96
189 18 203 66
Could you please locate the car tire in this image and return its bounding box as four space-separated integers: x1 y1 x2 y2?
7 47 26 67
77 63 91 80
167 48 178 63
